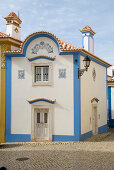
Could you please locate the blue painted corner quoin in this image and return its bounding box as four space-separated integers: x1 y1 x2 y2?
53 53 81 142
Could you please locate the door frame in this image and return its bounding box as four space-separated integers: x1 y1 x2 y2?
31 105 53 141
92 104 98 135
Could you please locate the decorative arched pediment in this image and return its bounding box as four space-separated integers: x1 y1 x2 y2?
91 97 99 103
27 55 56 61
22 32 60 56
27 98 56 104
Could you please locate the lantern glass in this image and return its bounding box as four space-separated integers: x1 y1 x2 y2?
83 56 90 68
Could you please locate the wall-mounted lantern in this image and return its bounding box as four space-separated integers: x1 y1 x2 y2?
78 56 91 78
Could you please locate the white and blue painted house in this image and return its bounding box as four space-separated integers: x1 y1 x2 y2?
4 25 111 143
107 66 114 128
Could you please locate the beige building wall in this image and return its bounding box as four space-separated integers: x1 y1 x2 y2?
80 55 107 135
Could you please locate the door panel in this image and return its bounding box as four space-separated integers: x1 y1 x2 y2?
92 106 98 135
35 109 49 140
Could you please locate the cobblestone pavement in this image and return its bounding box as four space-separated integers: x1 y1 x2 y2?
0 131 114 170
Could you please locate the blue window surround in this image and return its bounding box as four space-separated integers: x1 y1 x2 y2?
5 32 109 142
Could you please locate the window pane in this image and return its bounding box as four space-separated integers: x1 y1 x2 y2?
43 66 49 81
37 113 40 123
35 66 41 82
44 113 48 123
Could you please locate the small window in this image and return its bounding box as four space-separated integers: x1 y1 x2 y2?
35 66 49 82
32 62 52 86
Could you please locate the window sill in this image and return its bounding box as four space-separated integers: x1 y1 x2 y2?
32 82 52 86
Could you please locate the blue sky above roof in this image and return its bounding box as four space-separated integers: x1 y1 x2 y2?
0 0 114 64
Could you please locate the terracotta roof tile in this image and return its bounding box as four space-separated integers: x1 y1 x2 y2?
108 78 114 82
4 11 22 23
91 97 99 103
0 31 23 43
7 11 18 18
0 32 8 37
4 31 111 67
80 25 96 34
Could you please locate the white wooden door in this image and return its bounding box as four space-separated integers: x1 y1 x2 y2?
35 109 49 140
92 106 98 135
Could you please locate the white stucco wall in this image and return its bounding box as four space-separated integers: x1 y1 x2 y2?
89 37 93 54
83 36 88 51
107 66 114 77
11 37 74 135
11 45 19 51
6 24 21 40
80 55 107 134
111 87 114 119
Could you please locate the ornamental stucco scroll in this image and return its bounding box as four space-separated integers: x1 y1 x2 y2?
31 41 53 54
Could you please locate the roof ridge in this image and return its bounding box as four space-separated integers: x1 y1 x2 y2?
80 25 96 34
4 31 111 67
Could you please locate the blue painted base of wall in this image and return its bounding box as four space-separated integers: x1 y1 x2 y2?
108 119 114 128
5 134 31 143
79 124 108 141
98 124 108 134
52 135 79 142
5 124 108 143
80 131 92 141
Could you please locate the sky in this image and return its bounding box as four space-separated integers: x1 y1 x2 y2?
0 0 114 64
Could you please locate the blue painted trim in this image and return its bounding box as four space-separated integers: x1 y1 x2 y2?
81 31 94 36
108 87 111 121
23 34 60 56
82 36 83 48
88 36 90 52
52 135 76 142
73 53 81 141
53 53 81 142
5 53 24 57
80 131 92 141
108 119 114 128
93 37 94 54
98 124 108 133
28 56 55 61
5 55 31 143
82 35 93 39
28 99 55 104
79 51 109 68
106 68 108 113
107 86 114 128
5 134 31 143
5 56 11 136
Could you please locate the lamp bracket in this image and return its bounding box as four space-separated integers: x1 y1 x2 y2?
78 68 88 78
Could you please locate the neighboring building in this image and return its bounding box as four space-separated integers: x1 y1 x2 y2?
107 66 114 128
0 12 22 143
3 21 111 143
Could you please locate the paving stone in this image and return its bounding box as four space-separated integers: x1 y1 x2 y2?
0 132 114 170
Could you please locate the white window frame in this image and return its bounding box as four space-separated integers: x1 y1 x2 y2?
32 62 53 86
